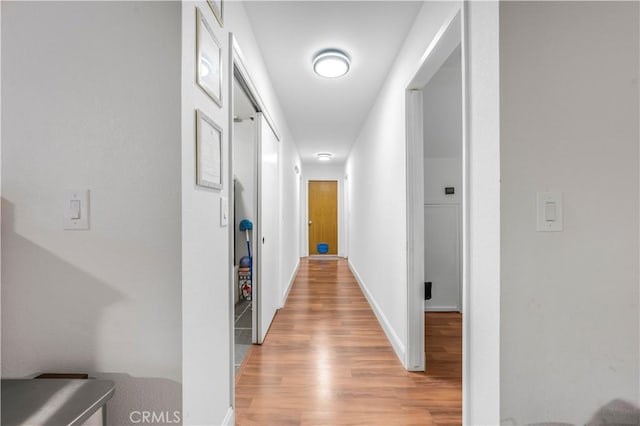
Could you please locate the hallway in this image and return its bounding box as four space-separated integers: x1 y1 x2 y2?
235 258 461 425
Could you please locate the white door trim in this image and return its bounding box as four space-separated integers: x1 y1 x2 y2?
462 2 501 422
405 7 461 374
405 88 425 372
406 4 502 424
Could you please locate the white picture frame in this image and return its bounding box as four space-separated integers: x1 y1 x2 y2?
196 7 222 107
207 0 223 27
196 109 223 190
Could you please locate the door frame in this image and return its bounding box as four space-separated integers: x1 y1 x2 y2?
304 179 340 256
405 3 501 423
405 7 462 374
306 179 339 256
228 32 281 410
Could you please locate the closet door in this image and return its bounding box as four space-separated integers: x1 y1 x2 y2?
256 113 280 343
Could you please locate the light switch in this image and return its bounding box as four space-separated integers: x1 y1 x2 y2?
537 192 563 232
544 201 557 222
220 197 229 227
64 190 90 230
70 200 81 219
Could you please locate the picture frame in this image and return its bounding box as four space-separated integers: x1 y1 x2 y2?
196 7 222 107
207 0 223 27
196 109 223 190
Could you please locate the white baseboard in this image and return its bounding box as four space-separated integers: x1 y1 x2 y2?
221 407 234 426
348 260 406 366
281 258 300 307
424 303 461 312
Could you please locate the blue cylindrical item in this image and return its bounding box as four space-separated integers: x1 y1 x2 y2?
317 243 329 254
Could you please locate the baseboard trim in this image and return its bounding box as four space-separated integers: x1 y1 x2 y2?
348 260 406 366
281 258 300 307
424 304 462 312
308 255 342 260
222 406 234 426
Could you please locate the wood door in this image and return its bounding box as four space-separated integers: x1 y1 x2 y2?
308 181 338 255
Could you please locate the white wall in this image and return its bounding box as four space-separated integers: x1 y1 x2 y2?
422 48 462 311
181 3 231 423
345 0 462 368
347 1 501 423
424 159 462 204
279 125 302 302
423 46 462 162
301 162 346 257
2 2 182 425
181 2 301 424
500 2 639 424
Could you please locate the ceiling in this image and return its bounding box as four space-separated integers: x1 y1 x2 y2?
243 1 423 164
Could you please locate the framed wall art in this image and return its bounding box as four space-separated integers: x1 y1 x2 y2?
207 0 223 27
196 109 223 190
196 7 222 106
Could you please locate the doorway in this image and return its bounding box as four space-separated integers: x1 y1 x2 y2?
308 180 338 255
232 77 258 375
405 9 464 375
230 40 284 385
422 44 462 313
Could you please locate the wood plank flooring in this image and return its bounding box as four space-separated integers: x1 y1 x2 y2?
235 258 462 425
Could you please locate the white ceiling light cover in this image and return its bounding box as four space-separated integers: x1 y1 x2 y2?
316 152 333 161
313 50 350 78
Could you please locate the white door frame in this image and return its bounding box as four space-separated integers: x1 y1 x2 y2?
228 32 282 412
405 7 462 373
305 179 340 256
405 3 501 424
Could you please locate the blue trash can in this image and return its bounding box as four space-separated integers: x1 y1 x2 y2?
317 243 329 254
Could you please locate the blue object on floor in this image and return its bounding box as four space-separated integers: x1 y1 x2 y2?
317 243 329 254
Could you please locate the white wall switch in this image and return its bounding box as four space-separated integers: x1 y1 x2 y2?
64 190 90 230
220 197 229 227
537 191 563 232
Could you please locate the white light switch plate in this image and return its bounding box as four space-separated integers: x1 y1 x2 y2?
536 191 563 232
220 197 229 227
64 190 90 230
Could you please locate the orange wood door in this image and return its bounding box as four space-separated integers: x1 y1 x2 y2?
308 181 338 255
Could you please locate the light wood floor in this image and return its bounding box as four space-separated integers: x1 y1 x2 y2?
235 258 462 425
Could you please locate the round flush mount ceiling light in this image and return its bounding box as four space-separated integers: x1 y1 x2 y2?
313 49 350 78
316 152 333 162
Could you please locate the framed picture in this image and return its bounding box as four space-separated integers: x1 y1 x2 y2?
196 109 223 190
207 0 223 27
196 7 222 107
